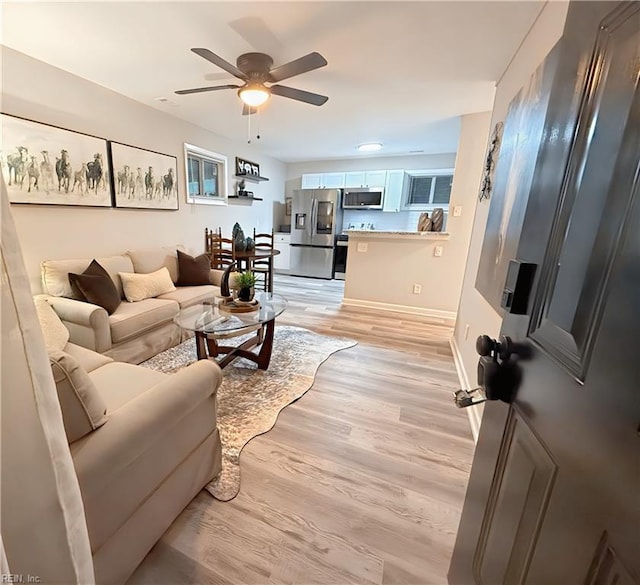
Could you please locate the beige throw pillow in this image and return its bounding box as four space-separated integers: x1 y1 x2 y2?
49 350 108 443
119 266 176 302
34 296 69 351
127 245 186 284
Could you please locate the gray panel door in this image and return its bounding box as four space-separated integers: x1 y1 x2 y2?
450 2 640 583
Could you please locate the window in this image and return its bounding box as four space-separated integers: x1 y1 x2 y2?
184 143 227 205
404 171 454 209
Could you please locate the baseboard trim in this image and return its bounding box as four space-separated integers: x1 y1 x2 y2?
342 297 457 321
450 335 482 443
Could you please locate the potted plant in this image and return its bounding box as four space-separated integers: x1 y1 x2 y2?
234 271 257 302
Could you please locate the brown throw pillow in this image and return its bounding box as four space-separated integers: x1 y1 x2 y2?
68 260 121 315
176 249 211 286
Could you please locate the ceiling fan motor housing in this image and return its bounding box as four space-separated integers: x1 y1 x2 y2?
236 52 273 78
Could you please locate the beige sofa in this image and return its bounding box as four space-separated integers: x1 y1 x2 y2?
36 294 223 585
40 246 224 364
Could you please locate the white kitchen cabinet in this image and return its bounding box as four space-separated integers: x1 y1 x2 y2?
344 170 387 188
321 173 345 189
301 173 322 189
301 172 345 189
344 171 366 188
365 170 387 187
383 170 405 212
274 233 291 272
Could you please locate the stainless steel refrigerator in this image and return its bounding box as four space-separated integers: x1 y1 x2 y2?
290 189 343 279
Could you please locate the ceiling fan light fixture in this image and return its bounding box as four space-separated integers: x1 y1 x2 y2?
357 142 383 152
238 85 271 107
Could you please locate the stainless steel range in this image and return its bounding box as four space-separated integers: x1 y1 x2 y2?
333 234 348 280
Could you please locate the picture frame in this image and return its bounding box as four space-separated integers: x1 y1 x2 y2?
236 156 260 178
109 141 178 210
1 113 112 207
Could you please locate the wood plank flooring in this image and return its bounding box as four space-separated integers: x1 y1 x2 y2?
127 275 474 585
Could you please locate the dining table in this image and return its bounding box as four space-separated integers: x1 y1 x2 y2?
233 248 281 292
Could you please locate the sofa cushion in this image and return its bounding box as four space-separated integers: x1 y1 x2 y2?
127 246 186 284
69 260 121 315
49 350 108 443
108 298 179 344
89 362 168 413
34 296 69 351
176 249 211 286
156 284 217 309
42 255 134 299
65 342 113 373
119 267 176 303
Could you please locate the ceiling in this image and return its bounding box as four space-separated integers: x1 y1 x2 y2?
1 1 544 163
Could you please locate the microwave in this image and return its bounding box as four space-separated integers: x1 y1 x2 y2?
342 187 385 209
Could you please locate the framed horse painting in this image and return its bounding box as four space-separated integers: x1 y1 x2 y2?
1 113 112 207
109 142 178 210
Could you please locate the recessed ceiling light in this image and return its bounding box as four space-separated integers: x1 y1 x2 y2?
357 142 383 152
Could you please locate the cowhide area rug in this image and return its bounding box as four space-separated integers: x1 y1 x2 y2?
140 326 356 501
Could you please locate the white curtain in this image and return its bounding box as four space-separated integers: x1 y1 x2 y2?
1 176 95 584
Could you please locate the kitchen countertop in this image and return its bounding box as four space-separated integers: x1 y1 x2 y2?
345 230 450 240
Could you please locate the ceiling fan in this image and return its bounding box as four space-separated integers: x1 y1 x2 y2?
175 48 329 114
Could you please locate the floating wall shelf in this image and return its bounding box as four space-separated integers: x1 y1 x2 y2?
228 195 263 201
234 174 269 183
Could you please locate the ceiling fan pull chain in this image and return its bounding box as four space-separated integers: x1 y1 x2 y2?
256 109 261 141
247 109 251 144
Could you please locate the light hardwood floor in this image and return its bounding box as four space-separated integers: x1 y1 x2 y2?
128 275 474 585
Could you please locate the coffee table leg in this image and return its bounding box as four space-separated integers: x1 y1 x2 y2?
195 332 208 360
254 318 275 370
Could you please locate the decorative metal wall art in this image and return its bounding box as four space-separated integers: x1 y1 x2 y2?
479 122 504 202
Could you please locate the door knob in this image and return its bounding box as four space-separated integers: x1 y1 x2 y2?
454 335 521 408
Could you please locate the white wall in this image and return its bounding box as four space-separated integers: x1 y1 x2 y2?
452 2 569 427
1 46 286 291
343 112 491 314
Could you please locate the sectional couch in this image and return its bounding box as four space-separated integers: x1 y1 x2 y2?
40 246 224 364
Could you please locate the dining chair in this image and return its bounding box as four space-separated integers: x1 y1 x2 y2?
205 227 235 269
252 228 274 292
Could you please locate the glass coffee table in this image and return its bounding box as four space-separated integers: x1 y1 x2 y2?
174 292 288 370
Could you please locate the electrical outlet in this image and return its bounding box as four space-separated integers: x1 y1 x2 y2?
464 324 470 340
434 246 443 257
413 283 421 294
357 242 368 253
453 205 462 217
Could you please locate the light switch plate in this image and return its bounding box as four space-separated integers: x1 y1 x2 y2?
434 245 443 257
357 242 368 253
453 205 462 217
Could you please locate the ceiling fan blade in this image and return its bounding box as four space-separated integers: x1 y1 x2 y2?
242 104 258 116
267 52 327 83
270 85 328 106
191 48 247 80
175 84 240 95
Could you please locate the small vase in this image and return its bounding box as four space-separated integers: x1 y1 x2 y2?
234 230 246 251
238 286 254 302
